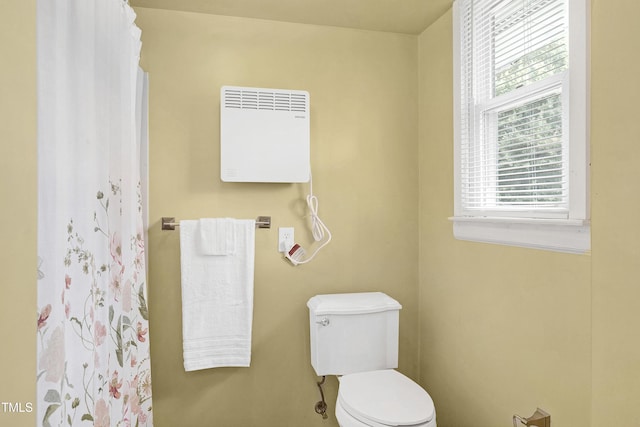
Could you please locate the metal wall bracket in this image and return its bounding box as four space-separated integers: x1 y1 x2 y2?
513 408 550 427
256 216 271 229
162 217 176 230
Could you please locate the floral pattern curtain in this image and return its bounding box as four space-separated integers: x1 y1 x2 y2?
36 0 153 425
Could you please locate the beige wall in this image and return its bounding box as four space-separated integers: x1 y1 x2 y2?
135 8 419 427
590 0 640 424
0 1 37 426
418 1 640 426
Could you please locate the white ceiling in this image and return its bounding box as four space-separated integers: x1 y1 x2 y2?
129 0 454 35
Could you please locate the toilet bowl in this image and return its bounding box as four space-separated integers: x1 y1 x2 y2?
335 369 436 427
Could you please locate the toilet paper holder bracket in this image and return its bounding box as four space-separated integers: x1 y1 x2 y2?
513 408 550 427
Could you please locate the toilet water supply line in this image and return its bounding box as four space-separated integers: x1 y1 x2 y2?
285 171 332 266
315 376 328 419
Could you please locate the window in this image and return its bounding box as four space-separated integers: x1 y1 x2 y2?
452 0 590 253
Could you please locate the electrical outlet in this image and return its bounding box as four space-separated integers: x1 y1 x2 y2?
278 227 294 252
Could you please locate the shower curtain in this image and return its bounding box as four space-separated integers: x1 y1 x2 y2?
36 0 153 426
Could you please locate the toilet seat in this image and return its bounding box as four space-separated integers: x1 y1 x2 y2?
337 369 435 427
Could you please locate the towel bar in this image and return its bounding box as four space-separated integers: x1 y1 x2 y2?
162 216 271 230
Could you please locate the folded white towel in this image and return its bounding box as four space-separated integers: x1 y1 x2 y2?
179 218 255 371
198 218 235 255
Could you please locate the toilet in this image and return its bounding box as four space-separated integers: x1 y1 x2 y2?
307 292 436 427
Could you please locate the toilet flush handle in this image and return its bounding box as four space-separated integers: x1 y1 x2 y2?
316 317 330 326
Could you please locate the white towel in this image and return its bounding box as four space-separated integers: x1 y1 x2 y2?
179 218 256 371
198 218 235 255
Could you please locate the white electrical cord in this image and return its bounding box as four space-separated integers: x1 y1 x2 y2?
306 172 327 242
285 171 332 265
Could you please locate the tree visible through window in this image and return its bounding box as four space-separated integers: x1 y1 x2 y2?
495 38 568 207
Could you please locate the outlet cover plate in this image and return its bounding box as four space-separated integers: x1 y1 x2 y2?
278 227 294 252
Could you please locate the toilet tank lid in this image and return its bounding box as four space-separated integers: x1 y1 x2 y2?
307 292 402 315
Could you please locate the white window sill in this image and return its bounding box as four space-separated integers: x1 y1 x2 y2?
449 216 591 254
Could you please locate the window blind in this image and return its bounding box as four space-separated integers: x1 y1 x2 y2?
459 0 569 215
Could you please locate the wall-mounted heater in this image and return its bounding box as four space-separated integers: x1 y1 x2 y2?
220 85 310 183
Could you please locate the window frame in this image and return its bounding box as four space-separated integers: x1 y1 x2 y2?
451 0 590 254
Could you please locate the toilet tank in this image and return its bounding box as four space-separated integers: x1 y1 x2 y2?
307 292 402 376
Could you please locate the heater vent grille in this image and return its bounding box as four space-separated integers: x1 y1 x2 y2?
223 88 307 112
